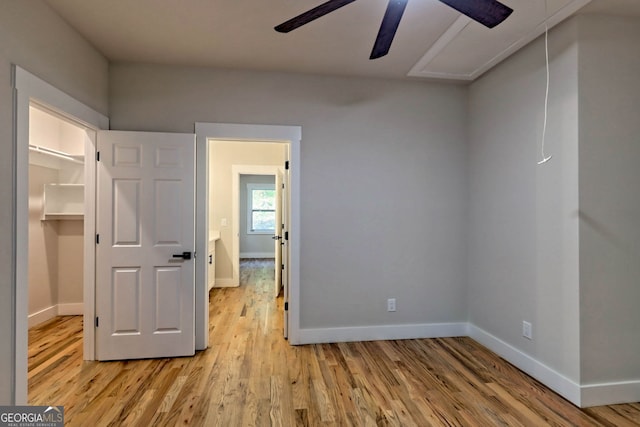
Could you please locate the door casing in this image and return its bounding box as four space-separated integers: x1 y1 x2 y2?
195 123 301 349
13 66 109 404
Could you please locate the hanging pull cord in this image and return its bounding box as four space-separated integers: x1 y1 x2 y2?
538 1 552 165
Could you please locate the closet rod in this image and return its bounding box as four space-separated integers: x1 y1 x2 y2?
29 144 84 165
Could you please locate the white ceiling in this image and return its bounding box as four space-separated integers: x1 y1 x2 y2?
44 0 640 82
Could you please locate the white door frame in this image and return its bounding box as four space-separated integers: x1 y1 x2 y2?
232 165 280 283
12 66 109 404
195 123 301 347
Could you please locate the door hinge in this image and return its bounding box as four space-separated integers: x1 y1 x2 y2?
95 317 99 327
284 302 289 311
284 231 289 241
281 264 284 270
96 234 100 244
96 151 100 162
285 160 289 170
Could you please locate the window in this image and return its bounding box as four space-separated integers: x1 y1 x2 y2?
247 183 276 234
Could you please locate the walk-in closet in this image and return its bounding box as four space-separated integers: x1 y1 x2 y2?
28 105 86 327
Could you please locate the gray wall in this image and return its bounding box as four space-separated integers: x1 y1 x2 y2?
578 15 640 385
0 1 108 404
240 175 277 257
468 19 581 381
110 64 469 329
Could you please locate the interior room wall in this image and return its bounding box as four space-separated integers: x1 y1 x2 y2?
577 14 640 387
240 174 277 258
110 64 469 330
0 0 108 403
209 141 285 283
468 17 581 387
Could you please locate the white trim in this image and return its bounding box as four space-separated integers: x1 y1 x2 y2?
240 252 275 259
57 303 83 316
468 323 582 406
194 127 209 350
27 307 57 328
13 66 108 405
298 322 468 345
211 278 237 288
196 122 301 345
580 381 640 408
28 303 84 328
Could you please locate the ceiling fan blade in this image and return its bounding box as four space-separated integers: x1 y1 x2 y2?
370 0 409 59
438 0 513 28
275 0 359 33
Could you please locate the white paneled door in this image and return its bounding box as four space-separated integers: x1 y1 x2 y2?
96 131 196 360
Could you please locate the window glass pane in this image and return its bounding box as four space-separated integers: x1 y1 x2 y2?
252 190 275 210
252 211 275 231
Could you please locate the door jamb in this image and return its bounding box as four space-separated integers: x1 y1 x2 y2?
12 66 108 404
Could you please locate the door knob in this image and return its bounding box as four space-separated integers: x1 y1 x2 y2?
172 251 192 260
272 235 281 240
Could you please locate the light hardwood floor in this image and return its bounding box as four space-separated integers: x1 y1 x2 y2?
29 259 640 426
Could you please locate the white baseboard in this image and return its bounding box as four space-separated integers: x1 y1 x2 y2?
214 278 239 288
58 303 83 315
28 306 57 328
240 252 274 259
468 323 582 406
580 381 640 407
28 303 83 328
297 322 468 345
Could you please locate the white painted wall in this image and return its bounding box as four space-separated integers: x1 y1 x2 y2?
577 14 640 387
468 17 581 387
0 0 108 404
110 64 469 330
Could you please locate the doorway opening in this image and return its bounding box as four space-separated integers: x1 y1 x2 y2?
26 104 94 402
13 66 108 404
208 142 286 332
195 122 301 348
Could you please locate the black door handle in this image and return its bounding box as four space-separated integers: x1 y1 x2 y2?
272 235 281 240
172 251 192 260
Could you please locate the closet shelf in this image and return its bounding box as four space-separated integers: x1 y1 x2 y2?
42 184 84 221
29 144 84 170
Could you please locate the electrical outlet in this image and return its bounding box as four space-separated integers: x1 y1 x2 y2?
522 321 533 340
387 298 396 312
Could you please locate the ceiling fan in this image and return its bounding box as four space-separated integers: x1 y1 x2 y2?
275 0 514 59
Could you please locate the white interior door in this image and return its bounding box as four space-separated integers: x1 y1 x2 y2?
96 130 196 361
274 170 283 297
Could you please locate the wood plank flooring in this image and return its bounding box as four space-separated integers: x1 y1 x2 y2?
29 259 640 426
